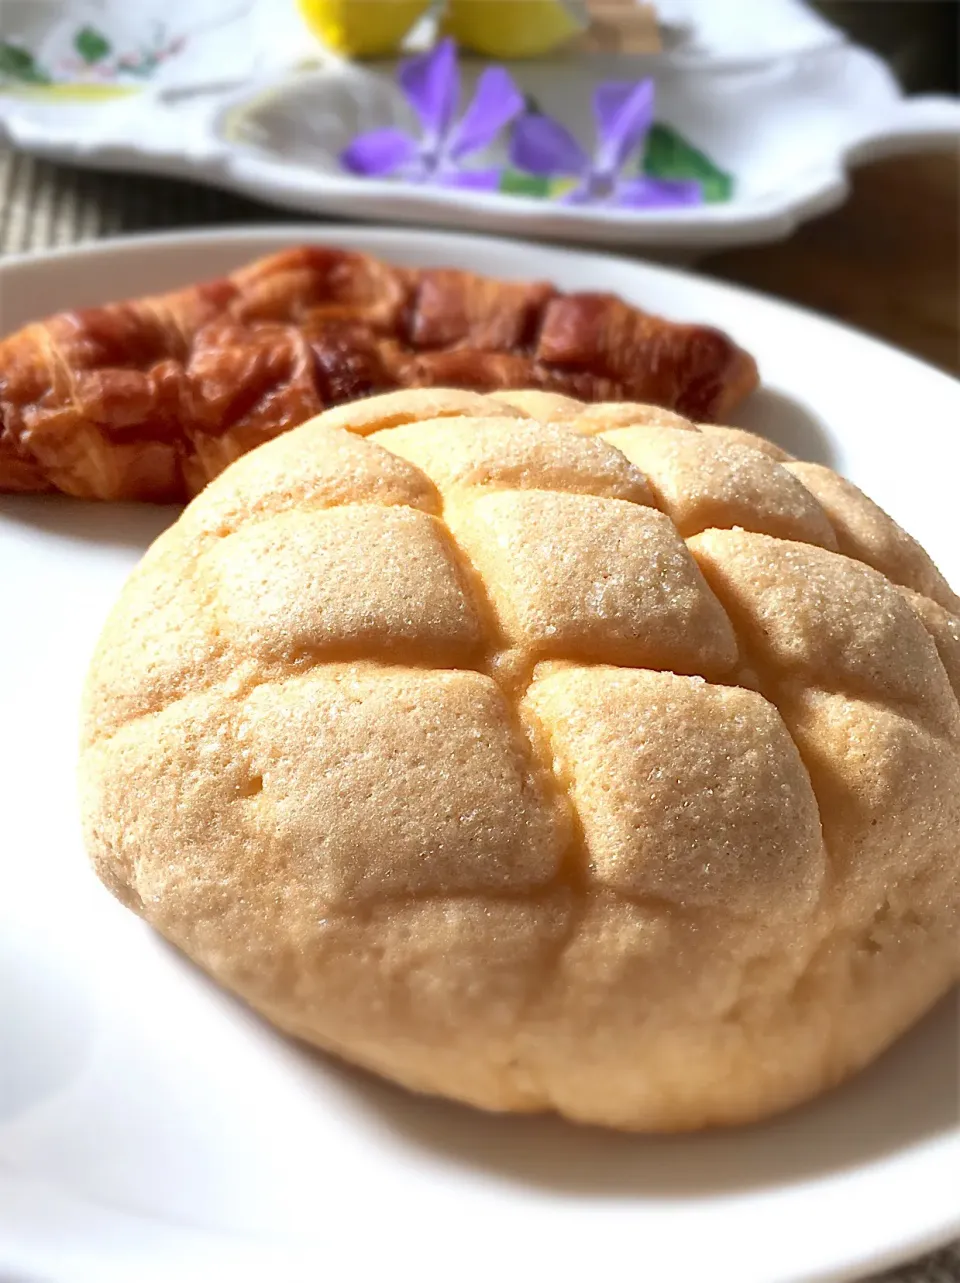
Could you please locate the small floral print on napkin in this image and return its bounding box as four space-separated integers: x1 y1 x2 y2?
0 24 185 87
341 38 733 208
0 4 260 95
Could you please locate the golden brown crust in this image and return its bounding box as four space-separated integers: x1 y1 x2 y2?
80 389 960 1130
1 247 758 502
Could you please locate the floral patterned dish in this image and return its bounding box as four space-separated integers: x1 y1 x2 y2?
337 40 716 210
0 0 958 251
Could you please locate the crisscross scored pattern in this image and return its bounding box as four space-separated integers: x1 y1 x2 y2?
80 388 960 1130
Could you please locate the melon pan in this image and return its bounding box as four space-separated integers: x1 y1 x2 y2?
80 388 960 1131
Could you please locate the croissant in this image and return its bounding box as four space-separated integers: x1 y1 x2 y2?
0 246 758 502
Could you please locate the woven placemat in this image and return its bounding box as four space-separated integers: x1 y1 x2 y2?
0 143 301 254
1 141 958 1283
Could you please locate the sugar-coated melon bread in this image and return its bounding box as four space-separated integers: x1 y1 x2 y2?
80 389 960 1131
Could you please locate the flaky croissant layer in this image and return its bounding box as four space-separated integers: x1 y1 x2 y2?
0 246 757 502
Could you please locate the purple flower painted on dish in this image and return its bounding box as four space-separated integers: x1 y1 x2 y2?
341 37 524 189
510 78 702 208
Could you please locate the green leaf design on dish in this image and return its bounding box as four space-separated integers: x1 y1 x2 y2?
498 168 552 198
74 25 113 65
642 123 733 203
498 169 577 200
0 42 51 84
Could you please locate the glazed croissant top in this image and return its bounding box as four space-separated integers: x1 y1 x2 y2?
0 245 759 502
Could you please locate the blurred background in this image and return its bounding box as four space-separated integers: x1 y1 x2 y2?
712 0 959 374
813 1 958 94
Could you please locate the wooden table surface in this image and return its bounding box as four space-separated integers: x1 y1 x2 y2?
703 151 960 376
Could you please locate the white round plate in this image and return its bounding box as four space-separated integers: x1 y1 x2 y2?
0 227 958 1283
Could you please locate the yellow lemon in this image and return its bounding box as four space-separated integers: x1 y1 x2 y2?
297 0 432 58
444 0 585 58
